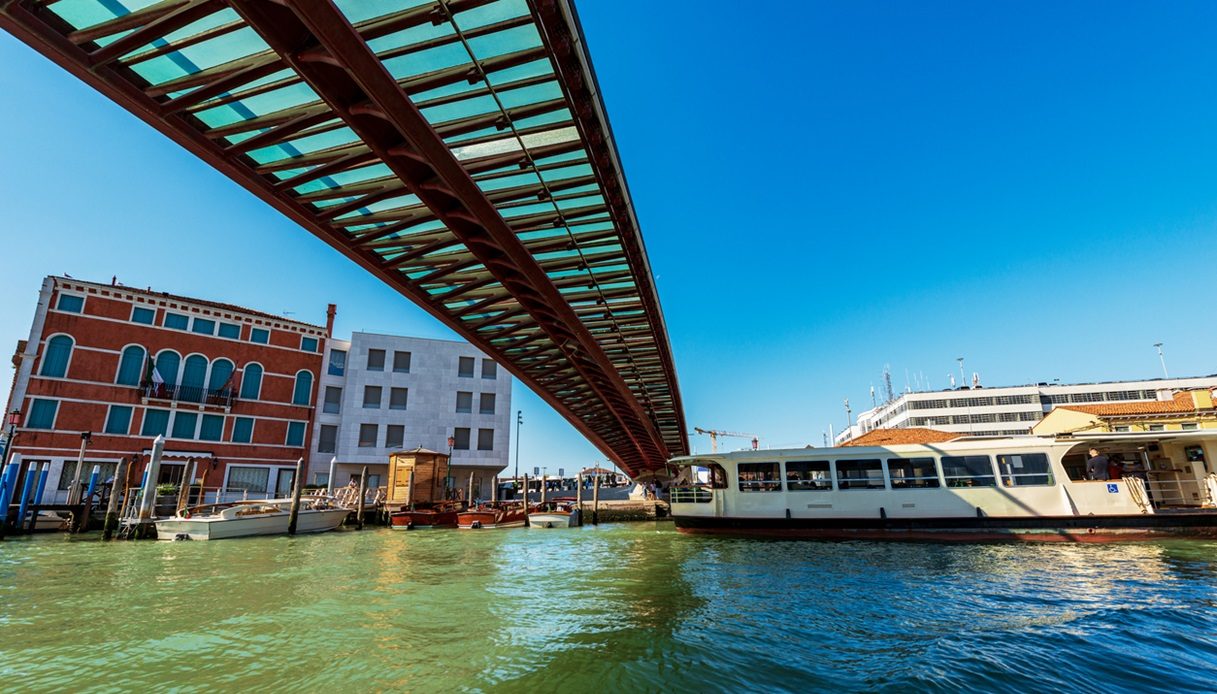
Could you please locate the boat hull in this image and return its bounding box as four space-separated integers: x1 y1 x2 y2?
673 512 1217 542
154 507 349 541
457 508 527 529
390 509 459 530
527 511 579 528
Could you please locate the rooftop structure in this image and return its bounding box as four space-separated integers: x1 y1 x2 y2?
0 0 686 475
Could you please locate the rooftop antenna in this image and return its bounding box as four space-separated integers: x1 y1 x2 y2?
843 398 852 435
904 368 911 393
1154 343 1169 379
869 385 876 409
884 365 895 403
957 357 966 390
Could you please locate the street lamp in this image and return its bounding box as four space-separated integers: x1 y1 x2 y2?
514 410 523 481
1154 343 1169 379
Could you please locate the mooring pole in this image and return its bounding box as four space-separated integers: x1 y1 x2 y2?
577 473 584 518
491 476 498 504
0 462 17 539
138 436 165 521
32 461 49 505
67 432 91 506
327 456 337 496
540 474 547 505
522 473 529 527
103 457 127 540
287 457 304 535
592 472 600 525
17 466 37 533
176 458 195 515
75 464 101 533
467 471 475 507
356 465 368 530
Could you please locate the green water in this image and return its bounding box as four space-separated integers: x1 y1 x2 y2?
3 525 1217 692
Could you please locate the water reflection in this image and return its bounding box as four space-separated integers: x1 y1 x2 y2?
1 530 1216 692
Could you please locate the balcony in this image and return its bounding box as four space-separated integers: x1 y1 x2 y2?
140 381 235 408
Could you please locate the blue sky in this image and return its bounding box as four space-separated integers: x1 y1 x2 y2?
2 1 1216 466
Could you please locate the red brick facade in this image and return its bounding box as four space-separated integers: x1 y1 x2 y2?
5 277 328 501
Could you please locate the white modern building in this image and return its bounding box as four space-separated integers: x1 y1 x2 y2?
838 375 1217 443
308 332 512 499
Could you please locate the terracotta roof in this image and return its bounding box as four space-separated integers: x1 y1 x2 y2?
1058 391 1202 417
56 276 325 330
841 427 960 447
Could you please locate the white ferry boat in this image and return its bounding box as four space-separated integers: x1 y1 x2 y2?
667 432 1217 541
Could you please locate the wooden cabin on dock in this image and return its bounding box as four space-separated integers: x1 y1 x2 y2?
386 448 450 508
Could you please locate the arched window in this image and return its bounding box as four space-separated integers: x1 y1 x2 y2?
40 335 74 378
208 359 234 392
181 355 208 402
116 345 146 386
240 363 263 400
293 371 313 406
154 350 180 386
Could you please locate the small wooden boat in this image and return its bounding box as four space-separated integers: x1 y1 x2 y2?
527 500 580 528
457 502 528 529
390 503 460 530
154 498 349 541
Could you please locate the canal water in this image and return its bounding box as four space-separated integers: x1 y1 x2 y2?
2 524 1216 692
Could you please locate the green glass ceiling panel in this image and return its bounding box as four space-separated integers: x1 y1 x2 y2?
466 24 542 61
48 0 158 31
556 194 606 210
151 8 240 48
292 164 395 194
419 94 500 125
382 43 470 80
484 59 554 88
476 172 542 192
452 0 531 31
367 19 454 55
334 0 432 25
539 163 594 183
497 81 564 109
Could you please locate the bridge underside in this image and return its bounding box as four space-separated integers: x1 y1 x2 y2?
1 0 687 474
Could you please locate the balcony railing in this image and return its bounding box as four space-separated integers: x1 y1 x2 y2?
140 381 235 408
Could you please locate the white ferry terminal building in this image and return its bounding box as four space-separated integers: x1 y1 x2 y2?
839 375 1217 443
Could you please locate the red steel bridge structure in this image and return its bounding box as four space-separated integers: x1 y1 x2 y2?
0 0 687 475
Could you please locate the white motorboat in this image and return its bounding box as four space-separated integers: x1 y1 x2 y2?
154 497 349 541
527 500 580 528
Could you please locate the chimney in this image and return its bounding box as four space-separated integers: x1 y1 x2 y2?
325 303 337 338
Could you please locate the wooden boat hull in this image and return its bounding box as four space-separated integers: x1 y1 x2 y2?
457 508 527 529
673 512 1217 542
154 507 349 541
390 509 459 530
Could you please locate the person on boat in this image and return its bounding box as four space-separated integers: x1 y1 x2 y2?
1107 453 1125 481
1086 448 1110 480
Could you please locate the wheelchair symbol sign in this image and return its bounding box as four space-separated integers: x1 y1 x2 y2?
1106 483 1118 493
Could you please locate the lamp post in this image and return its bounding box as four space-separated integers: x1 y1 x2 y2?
446 434 455 499
1154 343 1169 379
514 410 522 480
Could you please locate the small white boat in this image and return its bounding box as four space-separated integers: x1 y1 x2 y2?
527 500 580 529
154 498 349 541
34 510 69 531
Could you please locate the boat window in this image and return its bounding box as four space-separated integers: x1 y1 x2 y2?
887 457 940 488
786 461 832 491
940 455 996 487
835 459 885 490
737 462 782 492
707 463 728 490
996 453 1053 486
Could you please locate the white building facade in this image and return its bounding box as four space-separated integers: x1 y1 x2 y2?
308 332 512 499
839 375 1217 443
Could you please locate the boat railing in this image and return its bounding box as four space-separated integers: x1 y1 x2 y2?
670 485 714 504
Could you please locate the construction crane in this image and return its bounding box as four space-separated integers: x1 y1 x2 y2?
693 427 759 454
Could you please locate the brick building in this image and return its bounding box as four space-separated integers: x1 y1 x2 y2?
3 276 330 503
